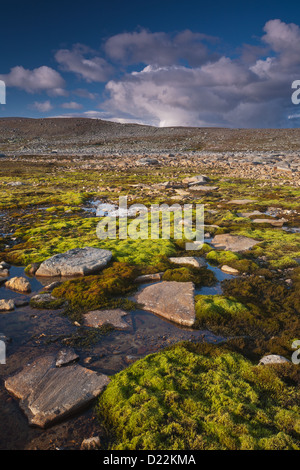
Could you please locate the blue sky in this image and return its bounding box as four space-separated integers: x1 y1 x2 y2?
1 0 300 127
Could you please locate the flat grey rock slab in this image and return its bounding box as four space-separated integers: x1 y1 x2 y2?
188 185 218 192
238 211 263 218
135 281 195 327
228 199 257 205
83 309 130 330
259 355 290 365
169 257 206 268
211 234 260 252
36 247 113 277
5 355 110 428
252 218 285 227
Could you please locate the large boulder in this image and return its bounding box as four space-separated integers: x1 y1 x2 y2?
35 247 113 277
5 354 110 428
211 234 260 252
135 281 195 327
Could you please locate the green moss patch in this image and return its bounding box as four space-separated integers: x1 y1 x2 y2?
235 228 300 269
195 295 250 329
97 343 300 450
162 266 216 286
4 217 176 266
52 262 139 322
206 250 259 273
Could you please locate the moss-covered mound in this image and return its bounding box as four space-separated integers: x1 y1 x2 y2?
52 262 139 321
97 343 300 450
4 216 177 266
194 270 300 357
235 228 300 269
206 250 259 273
162 266 216 286
195 295 250 330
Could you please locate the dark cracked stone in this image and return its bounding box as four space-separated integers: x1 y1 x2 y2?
5 355 110 428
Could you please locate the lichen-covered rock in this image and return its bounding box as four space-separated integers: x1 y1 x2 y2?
135 281 195 327
5 277 31 293
35 247 113 277
259 355 291 366
29 293 66 309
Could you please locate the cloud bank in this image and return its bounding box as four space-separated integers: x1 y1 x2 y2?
3 20 300 127
103 20 300 127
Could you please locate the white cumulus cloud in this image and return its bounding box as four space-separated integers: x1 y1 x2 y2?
55 44 114 82
0 66 65 95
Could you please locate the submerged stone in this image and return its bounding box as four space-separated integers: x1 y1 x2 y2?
135 281 195 327
83 309 130 330
35 247 113 277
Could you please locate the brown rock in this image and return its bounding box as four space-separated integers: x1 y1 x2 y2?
5 276 31 293
135 281 195 327
211 234 260 252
